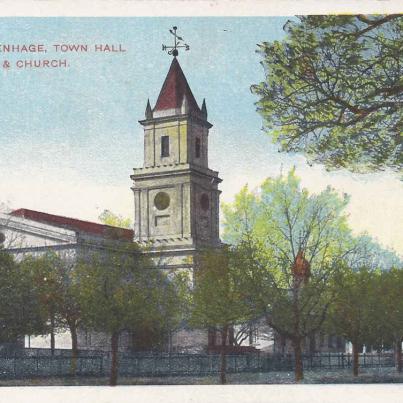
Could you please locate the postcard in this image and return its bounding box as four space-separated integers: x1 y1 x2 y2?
0 1 402 402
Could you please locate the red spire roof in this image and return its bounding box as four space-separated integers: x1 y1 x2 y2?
10 208 133 241
154 57 200 113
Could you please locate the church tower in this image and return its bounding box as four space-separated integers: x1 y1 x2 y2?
131 54 222 273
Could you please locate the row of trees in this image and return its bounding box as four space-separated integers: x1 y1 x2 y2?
192 248 403 383
0 243 188 386
0 171 401 384
216 170 402 381
328 266 403 376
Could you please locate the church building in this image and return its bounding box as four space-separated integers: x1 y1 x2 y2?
0 46 224 352
0 31 347 354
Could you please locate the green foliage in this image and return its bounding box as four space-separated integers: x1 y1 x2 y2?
190 247 253 384
75 242 187 346
378 267 403 345
251 15 402 174
20 254 63 329
20 253 82 335
190 248 252 330
98 209 132 229
326 266 383 347
222 170 352 340
0 252 46 342
344 234 402 271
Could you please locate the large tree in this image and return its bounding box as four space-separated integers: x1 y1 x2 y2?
190 247 252 384
251 15 402 174
327 236 403 376
21 252 83 372
0 251 45 347
326 266 383 377
75 242 187 386
222 170 354 381
20 254 63 356
378 267 403 372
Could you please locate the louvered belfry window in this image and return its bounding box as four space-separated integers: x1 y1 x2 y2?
161 136 170 157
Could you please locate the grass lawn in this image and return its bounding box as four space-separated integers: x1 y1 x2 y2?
0 368 403 386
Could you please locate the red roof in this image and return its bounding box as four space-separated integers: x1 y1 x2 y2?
154 57 200 113
10 208 133 241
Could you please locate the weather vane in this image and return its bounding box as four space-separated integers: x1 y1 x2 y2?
162 26 190 57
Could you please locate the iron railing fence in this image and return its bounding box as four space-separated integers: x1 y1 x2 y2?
0 350 397 380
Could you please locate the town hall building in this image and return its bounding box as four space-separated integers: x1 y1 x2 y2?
0 48 225 352
0 34 343 355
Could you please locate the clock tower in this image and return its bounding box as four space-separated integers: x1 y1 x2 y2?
130 56 222 275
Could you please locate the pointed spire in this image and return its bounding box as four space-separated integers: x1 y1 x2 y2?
201 98 207 119
145 99 153 119
154 58 200 115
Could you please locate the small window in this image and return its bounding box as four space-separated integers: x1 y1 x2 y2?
195 137 201 158
161 136 170 157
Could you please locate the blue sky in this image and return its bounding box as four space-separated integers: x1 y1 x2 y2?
0 17 402 255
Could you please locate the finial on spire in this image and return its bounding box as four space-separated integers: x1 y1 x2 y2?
201 98 207 119
162 26 190 57
145 99 153 119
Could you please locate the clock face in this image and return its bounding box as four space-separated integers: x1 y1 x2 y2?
154 192 170 210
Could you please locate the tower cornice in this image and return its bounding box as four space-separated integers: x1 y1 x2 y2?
138 113 213 129
130 163 222 184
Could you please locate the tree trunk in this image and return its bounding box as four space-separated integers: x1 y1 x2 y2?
352 342 359 377
50 314 55 356
220 325 228 385
396 338 402 373
69 321 78 376
292 337 303 382
110 331 119 386
291 278 303 382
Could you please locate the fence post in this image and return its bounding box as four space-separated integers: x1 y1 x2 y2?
199 355 203 376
